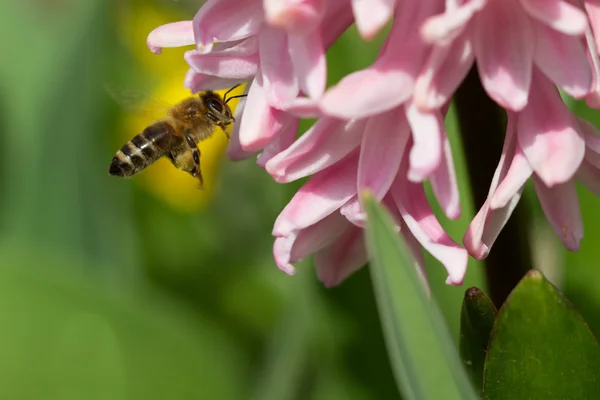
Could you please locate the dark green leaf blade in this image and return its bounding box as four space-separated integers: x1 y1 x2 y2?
460 287 497 392
363 192 478 400
484 270 600 399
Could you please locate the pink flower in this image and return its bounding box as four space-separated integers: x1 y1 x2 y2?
464 70 589 258
416 0 592 112
146 0 600 288
147 0 354 160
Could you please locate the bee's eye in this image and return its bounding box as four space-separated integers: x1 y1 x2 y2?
207 98 224 114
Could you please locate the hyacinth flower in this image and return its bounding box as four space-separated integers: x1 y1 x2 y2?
146 0 600 290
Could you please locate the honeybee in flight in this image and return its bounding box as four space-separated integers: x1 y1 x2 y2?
108 85 245 188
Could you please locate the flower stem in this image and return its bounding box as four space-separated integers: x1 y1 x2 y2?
453 66 532 307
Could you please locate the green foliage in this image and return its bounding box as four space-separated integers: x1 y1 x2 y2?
0 246 245 400
459 288 496 392
483 271 600 399
363 192 478 400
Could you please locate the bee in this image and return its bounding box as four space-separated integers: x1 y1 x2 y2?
108 85 245 188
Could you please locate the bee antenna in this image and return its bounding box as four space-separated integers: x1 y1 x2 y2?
223 84 241 102
225 94 248 104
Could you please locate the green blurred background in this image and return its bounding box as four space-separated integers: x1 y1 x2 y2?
1 0 600 399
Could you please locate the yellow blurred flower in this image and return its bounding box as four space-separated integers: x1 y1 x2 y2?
115 0 244 213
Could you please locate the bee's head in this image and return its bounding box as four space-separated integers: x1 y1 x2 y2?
200 91 235 129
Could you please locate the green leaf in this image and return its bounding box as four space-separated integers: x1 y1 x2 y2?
483 270 600 399
459 287 497 392
362 192 478 400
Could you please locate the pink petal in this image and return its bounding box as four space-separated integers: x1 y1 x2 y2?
414 32 474 110
264 0 325 33
290 211 348 261
265 118 366 183
351 0 396 40
472 0 534 111
491 141 533 209
194 0 264 49
208 37 259 56
185 51 259 79
314 224 367 287
280 97 321 117
358 108 409 200
273 234 298 275
576 160 600 197
147 21 195 54
517 70 585 186
259 27 299 106
419 0 486 45
273 152 359 236
256 117 300 167
464 122 525 258
533 177 583 251
226 92 254 161
238 76 286 152
321 0 355 47
463 190 523 259
184 69 246 92
391 172 468 286
288 30 327 99
520 0 588 36
533 22 592 98
340 196 366 227
320 0 437 119
405 103 442 182
430 132 461 220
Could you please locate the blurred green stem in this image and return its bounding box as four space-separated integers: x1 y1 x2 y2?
453 67 532 307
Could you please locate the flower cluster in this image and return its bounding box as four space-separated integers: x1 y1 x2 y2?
148 0 600 287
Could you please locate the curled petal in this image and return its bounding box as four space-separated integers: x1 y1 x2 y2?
533 23 592 98
405 103 442 181
520 0 588 36
273 152 359 236
315 224 367 287
266 118 366 183
351 0 396 40
464 121 526 258
259 27 299 106
391 173 468 285
288 31 327 99
238 76 286 152
473 0 534 111
274 235 298 275
147 21 194 54
194 0 264 49
533 177 583 251
517 71 585 186
185 51 259 79
264 0 325 33
464 189 523 259
491 141 533 209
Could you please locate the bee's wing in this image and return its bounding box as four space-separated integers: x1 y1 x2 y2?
104 83 173 115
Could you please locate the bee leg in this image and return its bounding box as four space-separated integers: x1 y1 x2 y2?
185 133 204 190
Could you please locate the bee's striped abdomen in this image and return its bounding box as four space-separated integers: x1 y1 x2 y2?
109 121 174 177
